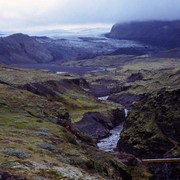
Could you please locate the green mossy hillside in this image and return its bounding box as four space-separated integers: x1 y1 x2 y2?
0 66 131 179
118 88 180 158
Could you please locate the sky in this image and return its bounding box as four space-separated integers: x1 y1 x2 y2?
0 0 180 31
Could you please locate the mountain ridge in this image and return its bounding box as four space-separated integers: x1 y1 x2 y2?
0 33 53 64
106 20 180 48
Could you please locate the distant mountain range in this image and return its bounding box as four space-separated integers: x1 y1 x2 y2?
0 33 94 64
106 20 180 48
0 32 144 65
0 20 180 65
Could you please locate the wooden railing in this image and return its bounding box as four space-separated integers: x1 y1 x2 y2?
142 158 180 164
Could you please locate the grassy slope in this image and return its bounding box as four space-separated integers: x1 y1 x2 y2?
62 55 136 67
82 56 180 96
0 66 120 122
0 106 130 179
0 66 131 179
1 55 179 179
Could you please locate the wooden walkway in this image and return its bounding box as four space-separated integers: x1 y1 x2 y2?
142 158 180 164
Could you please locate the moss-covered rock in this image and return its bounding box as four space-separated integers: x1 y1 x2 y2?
118 88 180 158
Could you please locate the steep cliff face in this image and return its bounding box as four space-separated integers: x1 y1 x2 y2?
117 88 180 158
0 33 53 64
106 21 180 48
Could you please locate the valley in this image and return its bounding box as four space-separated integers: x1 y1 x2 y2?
0 20 180 179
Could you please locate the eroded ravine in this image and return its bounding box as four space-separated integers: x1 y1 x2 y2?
97 108 128 152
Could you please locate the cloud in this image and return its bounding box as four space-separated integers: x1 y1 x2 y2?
0 0 180 31
1 12 24 20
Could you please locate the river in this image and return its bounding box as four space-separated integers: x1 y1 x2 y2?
97 123 124 152
97 103 128 152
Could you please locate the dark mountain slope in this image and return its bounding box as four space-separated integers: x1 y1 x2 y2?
154 47 180 58
0 33 53 64
106 20 180 48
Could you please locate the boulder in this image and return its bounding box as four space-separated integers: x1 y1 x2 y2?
74 112 111 140
74 109 125 141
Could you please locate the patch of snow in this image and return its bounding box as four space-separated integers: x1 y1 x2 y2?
98 96 109 100
56 71 68 75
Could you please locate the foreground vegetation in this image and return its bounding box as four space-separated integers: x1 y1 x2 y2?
0 65 135 179
0 54 179 179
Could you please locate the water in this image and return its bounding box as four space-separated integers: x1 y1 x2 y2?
124 109 128 117
97 109 128 152
11 64 106 76
98 96 109 100
97 123 124 152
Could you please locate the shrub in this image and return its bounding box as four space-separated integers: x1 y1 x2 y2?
65 132 77 145
1 148 29 159
37 127 49 132
57 155 71 164
36 131 49 137
36 128 50 137
38 142 59 153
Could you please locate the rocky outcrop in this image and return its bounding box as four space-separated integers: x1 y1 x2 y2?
21 78 89 98
106 20 180 48
89 82 130 97
127 73 143 82
117 88 180 158
108 93 144 108
0 170 25 180
0 33 53 64
75 112 111 140
74 109 125 141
